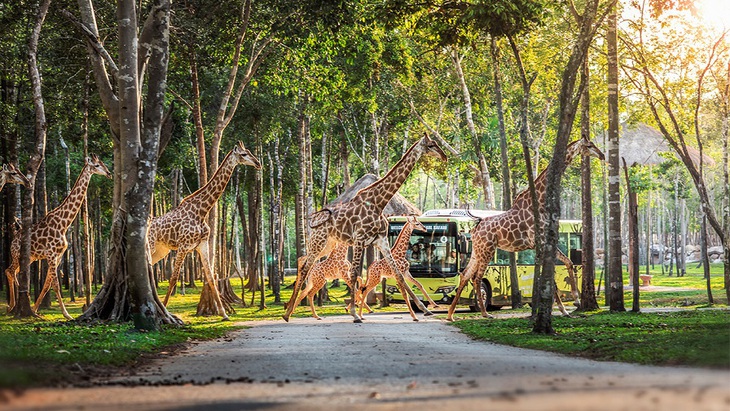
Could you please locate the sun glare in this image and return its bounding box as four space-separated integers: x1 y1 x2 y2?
698 0 730 30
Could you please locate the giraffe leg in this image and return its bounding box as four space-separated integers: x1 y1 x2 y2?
553 279 571 316
348 244 365 322
196 242 229 321
403 271 439 308
283 238 333 322
394 272 419 321
357 275 378 319
33 262 54 314
306 277 325 320
163 250 188 307
5 261 19 312
446 257 487 321
374 237 432 317
556 249 581 308
50 265 73 320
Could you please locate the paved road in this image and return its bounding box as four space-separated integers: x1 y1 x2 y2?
2 312 729 410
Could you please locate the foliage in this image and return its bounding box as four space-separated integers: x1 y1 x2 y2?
451 309 730 368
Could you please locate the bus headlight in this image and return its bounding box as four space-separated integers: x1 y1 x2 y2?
435 286 455 294
386 286 399 294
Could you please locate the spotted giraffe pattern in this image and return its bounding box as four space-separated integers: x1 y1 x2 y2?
5 156 111 319
148 142 261 320
0 163 30 192
446 136 605 321
285 243 353 320
357 216 439 320
283 133 448 323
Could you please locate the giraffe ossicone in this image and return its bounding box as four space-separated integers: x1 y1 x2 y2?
5 155 112 320
148 141 261 321
283 132 448 323
445 136 605 321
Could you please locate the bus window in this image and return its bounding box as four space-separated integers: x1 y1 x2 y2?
517 249 535 264
569 233 582 265
495 249 510 266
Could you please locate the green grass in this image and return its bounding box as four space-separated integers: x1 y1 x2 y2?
0 268 728 388
450 309 730 368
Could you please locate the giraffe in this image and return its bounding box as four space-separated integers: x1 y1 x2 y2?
0 163 31 192
283 133 447 323
285 243 353 320
5 155 111 320
356 216 440 321
148 142 261 320
446 136 605 321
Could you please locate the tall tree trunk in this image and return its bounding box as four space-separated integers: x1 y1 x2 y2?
580 55 599 311
490 39 520 308
12 0 51 319
451 49 495 209
77 0 180 328
533 0 603 333
623 159 640 312
606 3 625 312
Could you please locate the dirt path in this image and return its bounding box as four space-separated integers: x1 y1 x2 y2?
2 312 729 411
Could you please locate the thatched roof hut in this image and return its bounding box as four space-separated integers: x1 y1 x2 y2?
324 173 422 217
611 123 715 167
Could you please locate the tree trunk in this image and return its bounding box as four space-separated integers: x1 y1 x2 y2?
452 49 495 210
580 55 599 311
623 159 640 312
534 0 602 333
606 3 625 312
78 0 180 328
490 39 520 308
12 0 51 319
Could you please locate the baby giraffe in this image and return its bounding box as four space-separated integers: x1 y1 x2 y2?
357 216 439 321
285 243 353 320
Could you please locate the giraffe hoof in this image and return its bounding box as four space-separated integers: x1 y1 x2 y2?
353 318 362 323
221 316 230 321
282 315 290 322
423 310 434 316
412 318 419 322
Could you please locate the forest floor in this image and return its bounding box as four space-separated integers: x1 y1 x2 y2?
2 309 729 411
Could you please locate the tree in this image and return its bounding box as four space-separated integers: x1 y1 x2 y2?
605 0 625 312
75 0 180 329
533 0 607 334
10 0 51 318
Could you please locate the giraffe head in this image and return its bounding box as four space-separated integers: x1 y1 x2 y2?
570 135 605 161
1 163 31 188
86 155 113 179
406 216 427 233
232 141 262 170
419 133 448 161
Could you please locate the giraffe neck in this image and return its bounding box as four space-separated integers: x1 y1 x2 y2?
391 222 416 259
46 166 94 231
180 150 237 220
514 140 583 209
357 140 422 210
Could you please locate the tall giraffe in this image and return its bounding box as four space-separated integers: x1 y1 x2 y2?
283 133 447 323
446 136 605 321
285 243 353 320
0 163 31 191
148 142 261 320
356 216 439 320
5 156 111 320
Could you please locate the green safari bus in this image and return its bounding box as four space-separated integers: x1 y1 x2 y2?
382 209 583 310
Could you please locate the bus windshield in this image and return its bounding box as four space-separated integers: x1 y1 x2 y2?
388 221 460 278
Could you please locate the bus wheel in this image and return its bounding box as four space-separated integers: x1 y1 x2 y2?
469 281 492 312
